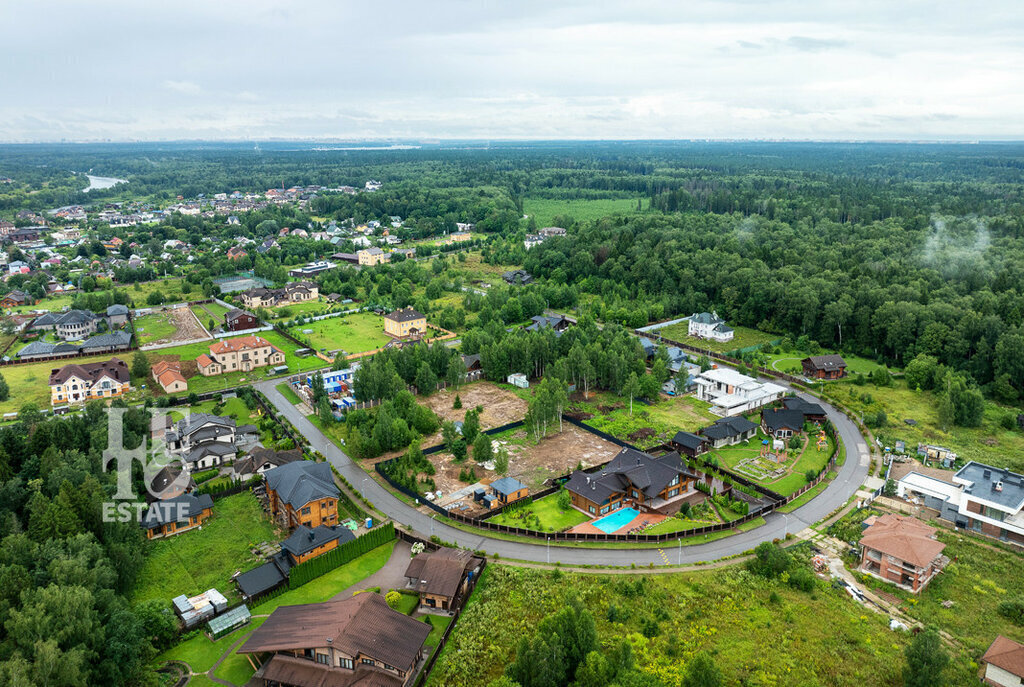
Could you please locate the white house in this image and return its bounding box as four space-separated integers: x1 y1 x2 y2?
693 367 785 416
687 311 734 343
981 635 1024 687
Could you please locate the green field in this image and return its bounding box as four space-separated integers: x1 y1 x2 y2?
487 494 589 532
132 311 180 344
191 301 232 324
571 392 717 450
6 293 75 314
767 350 885 377
655 322 779 354
276 382 302 404
823 379 1024 474
155 617 267 675
122 277 189 306
523 197 645 226
0 350 150 413
426 560 980 687
270 298 331 319
131 493 282 605
287 311 391 355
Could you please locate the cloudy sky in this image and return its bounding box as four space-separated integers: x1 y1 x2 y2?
1 1 1022 141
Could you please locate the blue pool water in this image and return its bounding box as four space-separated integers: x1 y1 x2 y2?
592 507 640 534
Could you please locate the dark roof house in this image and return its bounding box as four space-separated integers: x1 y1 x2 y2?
264 460 339 510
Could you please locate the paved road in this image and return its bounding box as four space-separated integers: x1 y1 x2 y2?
257 381 869 565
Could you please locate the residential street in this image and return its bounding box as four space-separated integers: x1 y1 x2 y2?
256 381 870 566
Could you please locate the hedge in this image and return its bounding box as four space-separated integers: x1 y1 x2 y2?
288 521 396 588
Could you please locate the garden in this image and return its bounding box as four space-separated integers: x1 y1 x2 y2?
706 423 835 497
568 391 717 450
486 492 590 532
654 321 779 354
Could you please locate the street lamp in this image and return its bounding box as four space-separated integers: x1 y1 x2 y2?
782 513 789 539
546 537 551 564
430 514 436 538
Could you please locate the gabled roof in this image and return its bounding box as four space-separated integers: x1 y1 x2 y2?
238 593 431 670
762 408 805 433
782 396 827 417
210 335 280 355
48 357 129 386
690 311 725 325
860 514 945 568
264 460 339 509
106 304 129 316
565 447 695 504
177 413 236 438
184 442 236 465
280 524 354 558
672 431 706 450
982 635 1024 678
802 354 847 371
404 548 480 599
700 415 758 440
79 330 132 350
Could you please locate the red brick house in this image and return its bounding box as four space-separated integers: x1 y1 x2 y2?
858 514 948 592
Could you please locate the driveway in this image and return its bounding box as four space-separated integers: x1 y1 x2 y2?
256 380 869 566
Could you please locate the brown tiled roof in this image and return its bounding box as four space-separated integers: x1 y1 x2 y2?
403 548 479 599
210 335 280 355
238 593 430 671
48 357 129 386
258 654 401 687
196 353 215 368
982 635 1024 677
860 514 945 568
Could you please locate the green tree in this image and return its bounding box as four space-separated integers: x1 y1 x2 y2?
507 632 563 687
453 394 463 409
415 361 438 396
130 352 150 379
682 652 723 687
462 406 482 444
473 433 493 464
903 627 948 687
494 447 510 476
622 372 641 415
556 487 571 511
0 372 9 402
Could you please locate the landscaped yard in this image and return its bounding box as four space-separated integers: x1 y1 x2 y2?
709 425 835 496
253 540 396 613
132 311 180 344
287 311 391 355
269 298 333 319
654 322 779 354
131 492 282 605
767 350 884 377
154 617 267 675
426 560 980 687
487 494 589 532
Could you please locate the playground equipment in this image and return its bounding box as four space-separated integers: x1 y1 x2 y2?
816 430 828 451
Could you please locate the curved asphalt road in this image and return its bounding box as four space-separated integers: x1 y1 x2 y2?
257 381 869 566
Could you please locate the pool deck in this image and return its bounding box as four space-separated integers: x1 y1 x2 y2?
569 511 667 535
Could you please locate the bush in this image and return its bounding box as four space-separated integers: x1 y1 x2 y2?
998 597 1024 626
385 590 402 609
746 542 792 579
788 566 816 592
804 469 817 483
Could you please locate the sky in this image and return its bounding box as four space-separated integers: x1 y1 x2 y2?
1 1 1022 142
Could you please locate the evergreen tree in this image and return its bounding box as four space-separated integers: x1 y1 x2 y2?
903 628 948 687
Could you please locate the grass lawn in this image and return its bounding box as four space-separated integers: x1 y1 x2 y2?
132 311 181 344
767 350 883 377
191 301 231 324
777 473 833 512
154 617 266 673
254 540 395 613
427 560 977 687
487 494 589 532
287 311 391 355
0 350 148 413
269 299 333 319
422 614 452 658
655 322 779 354
710 427 834 497
276 382 302 404
7 293 75 314
123 277 188 305
147 330 328 396
823 379 1024 474
131 493 282 606
389 590 420 615
523 197 645 226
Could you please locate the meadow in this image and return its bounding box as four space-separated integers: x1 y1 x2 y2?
287 311 391 355
523 197 645 226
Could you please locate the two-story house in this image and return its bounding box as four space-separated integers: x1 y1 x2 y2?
564 447 699 517
225 308 259 331
31 309 100 340
264 460 340 529
141 493 214 539
801 354 848 380
403 547 483 613
49 358 131 406
687 311 734 342
384 307 427 340
196 335 285 376
858 514 948 592
164 413 240 470
238 594 430 687
694 367 785 416
357 247 390 266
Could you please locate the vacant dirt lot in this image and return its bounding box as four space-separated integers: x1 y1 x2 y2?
422 381 528 429
430 423 623 512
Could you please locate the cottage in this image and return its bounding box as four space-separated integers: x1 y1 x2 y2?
226 245 249 260
141 493 214 539
279 523 355 565
238 594 430 687
700 415 758 448
196 335 285 376
502 269 532 285
384 307 427 340
489 476 529 506
761 407 805 439
264 460 340 529
357 247 390 266
981 635 1024 687
225 308 259 332
31 309 100 340
49 357 131 406
801 354 848 380
525 314 573 333
164 413 239 470
693 367 785 416
106 303 130 326
152 360 188 393
687 311 734 342
404 547 483 612
858 514 947 592
0 289 33 308
564 447 699 517
233 446 302 481
671 431 708 458
782 396 827 421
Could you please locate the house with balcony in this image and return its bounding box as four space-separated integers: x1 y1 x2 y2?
858 514 948 592
694 367 785 416
196 335 285 376
564 447 699 517
238 594 430 687
686 311 734 342
264 460 340 529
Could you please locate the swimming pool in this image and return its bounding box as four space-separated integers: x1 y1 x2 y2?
591 507 640 534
